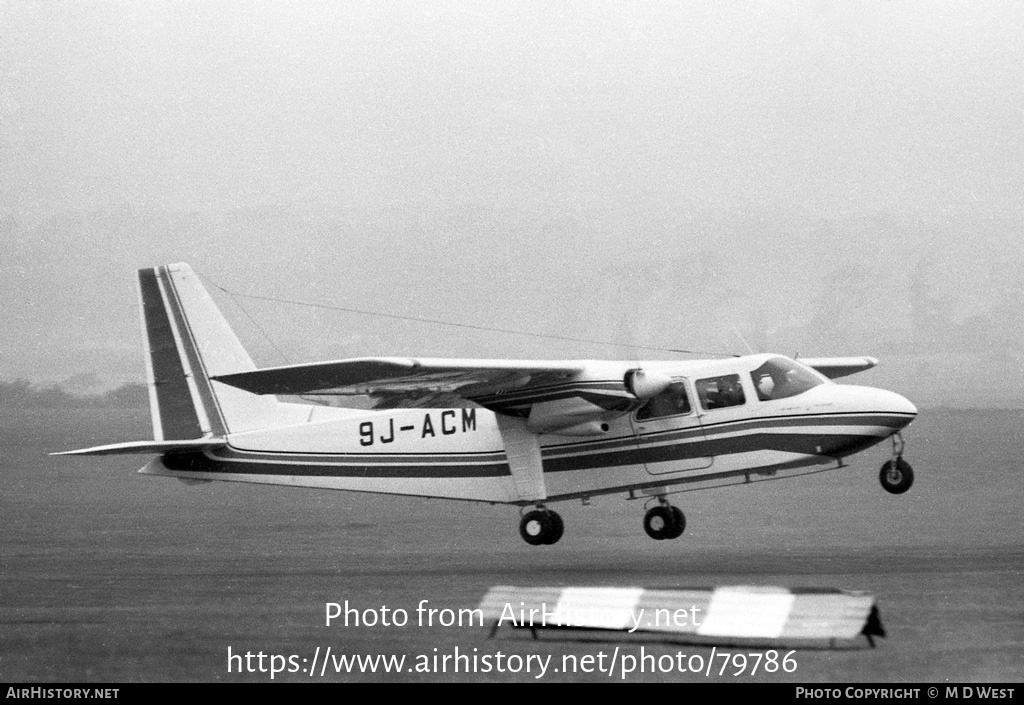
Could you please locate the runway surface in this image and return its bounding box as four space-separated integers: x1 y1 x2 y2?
2 407 1022 682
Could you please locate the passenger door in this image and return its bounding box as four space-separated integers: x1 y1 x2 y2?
629 379 713 476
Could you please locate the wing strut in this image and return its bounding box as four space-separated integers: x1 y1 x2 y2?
496 416 547 503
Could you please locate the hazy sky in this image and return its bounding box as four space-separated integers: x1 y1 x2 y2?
2 1 1023 405
4 1 1022 220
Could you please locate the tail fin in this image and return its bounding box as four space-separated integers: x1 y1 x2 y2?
138 263 282 439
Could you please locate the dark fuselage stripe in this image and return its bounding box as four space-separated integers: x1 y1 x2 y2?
218 411 906 466
167 451 511 478
542 411 911 457
169 426 886 479
546 433 880 473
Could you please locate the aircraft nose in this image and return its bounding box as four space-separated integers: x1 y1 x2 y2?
834 385 917 428
874 388 918 427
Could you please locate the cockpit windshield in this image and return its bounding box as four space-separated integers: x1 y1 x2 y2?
750 358 824 402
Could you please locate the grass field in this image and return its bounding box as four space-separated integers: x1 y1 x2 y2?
1 406 1021 682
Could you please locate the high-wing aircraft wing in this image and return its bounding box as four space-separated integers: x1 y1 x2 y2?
213 355 884 427
800 357 879 380
214 357 584 400
213 357 666 432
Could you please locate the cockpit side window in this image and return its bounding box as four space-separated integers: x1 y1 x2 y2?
750 357 824 401
696 374 746 410
635 381 691 420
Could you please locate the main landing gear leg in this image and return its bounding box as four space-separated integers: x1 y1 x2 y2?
519 505 564 546
643 497 686 541
879 432 914 494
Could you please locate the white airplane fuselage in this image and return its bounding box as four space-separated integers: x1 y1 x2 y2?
142 358 916 505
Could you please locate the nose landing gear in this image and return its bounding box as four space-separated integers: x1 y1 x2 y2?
519 506 564 545
879 432 914 494
643 498 686 540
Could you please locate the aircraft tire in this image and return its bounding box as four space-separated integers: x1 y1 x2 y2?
643 506 675 541
545 510 564 545
667 506 686 539
520 509 563 545
879 458 914 494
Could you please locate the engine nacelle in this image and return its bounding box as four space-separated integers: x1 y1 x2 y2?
624 368 673 400
546 421 611 437
527 398 610 434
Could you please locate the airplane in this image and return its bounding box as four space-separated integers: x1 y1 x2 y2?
55 263 918 546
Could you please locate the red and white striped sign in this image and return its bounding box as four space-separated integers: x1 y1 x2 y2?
479 585 882 644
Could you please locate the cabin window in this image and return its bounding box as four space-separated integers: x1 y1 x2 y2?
696 374 746 410
636 381 691 420
750 357 824 401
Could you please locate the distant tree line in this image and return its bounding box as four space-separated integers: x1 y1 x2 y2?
0 379 148 409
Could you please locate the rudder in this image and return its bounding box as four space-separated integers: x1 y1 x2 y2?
138 263 283 439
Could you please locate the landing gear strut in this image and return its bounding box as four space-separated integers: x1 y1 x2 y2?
643 498 685 540
519 506 564 545
880 432 914 494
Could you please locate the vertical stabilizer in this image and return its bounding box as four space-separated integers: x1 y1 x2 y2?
138 263 282 439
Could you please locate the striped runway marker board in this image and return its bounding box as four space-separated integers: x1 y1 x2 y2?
478 585 885 648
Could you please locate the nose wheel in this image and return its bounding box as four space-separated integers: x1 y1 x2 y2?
519 506 564 545
643 499 685 540
880 433 914 494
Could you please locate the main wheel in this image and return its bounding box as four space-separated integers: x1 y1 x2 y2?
644 506 678 540
667 506 686 539
879 458 914 494
519 509 564 545
546 511 564 545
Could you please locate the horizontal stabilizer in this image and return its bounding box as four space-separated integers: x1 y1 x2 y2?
51 439 226 457
801 356 879 379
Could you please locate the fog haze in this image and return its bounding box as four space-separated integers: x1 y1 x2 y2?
2 1 1022 407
